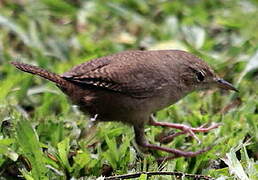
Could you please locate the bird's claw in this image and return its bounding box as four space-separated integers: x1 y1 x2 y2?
159 123 221 144
182 126 202 144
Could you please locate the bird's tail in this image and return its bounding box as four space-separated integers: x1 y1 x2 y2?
11 61 70 88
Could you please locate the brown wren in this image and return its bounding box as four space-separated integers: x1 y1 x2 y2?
11 50 238 161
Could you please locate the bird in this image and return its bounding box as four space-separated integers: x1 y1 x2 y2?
11 49 238 161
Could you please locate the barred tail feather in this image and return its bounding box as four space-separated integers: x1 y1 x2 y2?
11 61 69 88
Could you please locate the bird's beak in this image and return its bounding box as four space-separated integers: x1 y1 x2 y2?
216 78 238 92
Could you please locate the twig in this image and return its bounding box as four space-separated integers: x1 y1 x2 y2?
104 171 214 180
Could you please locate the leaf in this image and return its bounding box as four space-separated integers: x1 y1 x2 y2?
222 152 249 180
138 174 148 180
246 114 258 142
182 25 206 49
240 145 258 180
20 169 35 180
16 119 48 180
119 135 131 157
41 0 76 15
237 49 258 84
57 137 71 172
0 145 19 161
221 141 255 180
0 74 23 100
0 15 30 46
72 151 91 176
0 138 15 146
103 135 118 169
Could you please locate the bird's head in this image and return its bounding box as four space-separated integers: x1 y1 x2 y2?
178 53 238 93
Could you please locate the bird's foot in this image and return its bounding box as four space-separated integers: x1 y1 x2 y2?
149 116 221 144
160 123 220 144
142 143 211 163
156 147 212 164
134 125 212 162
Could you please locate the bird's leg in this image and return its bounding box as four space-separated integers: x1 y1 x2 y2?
133 125 211 161
149 115 220 144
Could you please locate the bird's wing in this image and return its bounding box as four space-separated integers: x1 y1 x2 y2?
61 53 167 98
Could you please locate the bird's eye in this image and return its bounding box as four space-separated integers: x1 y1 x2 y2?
196 71 205 82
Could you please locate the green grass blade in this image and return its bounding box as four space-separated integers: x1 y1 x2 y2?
16 119 48 180
57 137 71 172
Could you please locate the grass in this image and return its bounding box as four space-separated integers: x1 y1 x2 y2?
0 0 258 179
